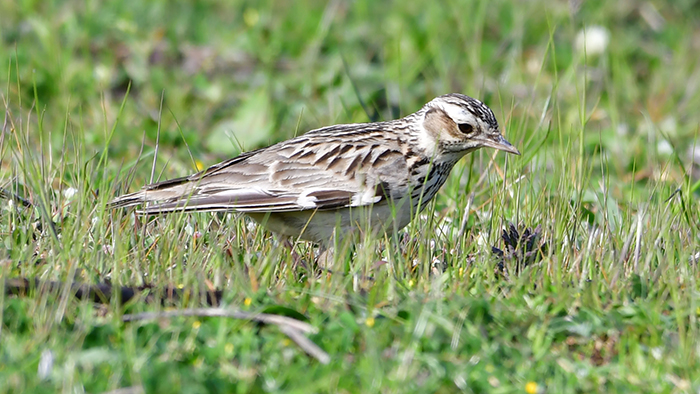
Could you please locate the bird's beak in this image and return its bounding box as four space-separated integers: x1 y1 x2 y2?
483 135 520 155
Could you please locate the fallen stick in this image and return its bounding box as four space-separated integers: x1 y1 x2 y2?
123 308 329 364
4 277 330 364
4 277 223 305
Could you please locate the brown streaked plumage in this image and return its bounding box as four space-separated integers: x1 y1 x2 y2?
110 93 519 245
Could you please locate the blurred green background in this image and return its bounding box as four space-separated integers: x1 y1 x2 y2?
3 0 698 190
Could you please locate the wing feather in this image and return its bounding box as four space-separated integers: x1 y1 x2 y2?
110 125 412 214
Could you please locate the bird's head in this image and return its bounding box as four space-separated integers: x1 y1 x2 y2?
416 93 520 158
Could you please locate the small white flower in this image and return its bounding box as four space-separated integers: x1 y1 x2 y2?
246 221 257 232
575 26 610 55
38 349 53 380
63 187 78 200
659 116 677 135
657 140 673 156
475 232 490 252
93 64 111 85
616 123 629 137
688 145 700 164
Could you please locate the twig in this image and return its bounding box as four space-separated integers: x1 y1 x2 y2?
122 308 316 334
6 278 331 363
123 308 329 364
278 325 330 364
100 386 144 394
0 187 32 207
4 277 223 305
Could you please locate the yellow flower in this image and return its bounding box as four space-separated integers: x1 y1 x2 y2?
195 160 205 171
244 297 252 306
192 320 201 329
525 381 538 394
243 8 259 27
365 317 375 327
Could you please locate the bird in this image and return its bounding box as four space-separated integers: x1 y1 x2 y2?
110 93 519 247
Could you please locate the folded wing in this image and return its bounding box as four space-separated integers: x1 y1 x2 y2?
109 127 410 214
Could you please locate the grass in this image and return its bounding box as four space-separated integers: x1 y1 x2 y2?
1 0 700 392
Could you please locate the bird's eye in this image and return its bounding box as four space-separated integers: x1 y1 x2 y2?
458 123 474 134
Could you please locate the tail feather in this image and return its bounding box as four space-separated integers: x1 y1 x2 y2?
109 175 195 211
109 175 302 214
108 190 149 209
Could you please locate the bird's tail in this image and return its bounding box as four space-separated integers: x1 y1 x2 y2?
108 175 195 213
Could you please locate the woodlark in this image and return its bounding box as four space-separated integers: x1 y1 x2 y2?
110 93 519 245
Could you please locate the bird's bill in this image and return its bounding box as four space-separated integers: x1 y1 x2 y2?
483 135 520 155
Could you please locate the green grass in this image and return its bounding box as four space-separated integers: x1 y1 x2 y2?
2 0 700 392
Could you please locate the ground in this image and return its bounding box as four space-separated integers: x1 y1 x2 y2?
1 1 700 392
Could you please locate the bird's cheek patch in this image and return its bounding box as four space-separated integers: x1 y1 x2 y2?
423 108 462 142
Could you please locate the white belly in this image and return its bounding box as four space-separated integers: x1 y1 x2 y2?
246 198 414 245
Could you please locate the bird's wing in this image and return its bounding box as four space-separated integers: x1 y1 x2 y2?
109 127 411 214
